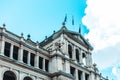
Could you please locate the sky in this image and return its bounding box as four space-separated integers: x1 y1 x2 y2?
0 0 119 80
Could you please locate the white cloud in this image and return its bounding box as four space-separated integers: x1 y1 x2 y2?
82 0 120 79
112 64 120 80
92 43 120 70
83 0 120 51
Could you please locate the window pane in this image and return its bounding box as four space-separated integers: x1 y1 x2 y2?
39 57 43 69
70 66 75 76
4 42 11 57
23 50 28 64
30 53 35 66
13 46 19 60
45 59 49 72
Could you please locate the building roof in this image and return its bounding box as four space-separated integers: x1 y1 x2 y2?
40 23 93 50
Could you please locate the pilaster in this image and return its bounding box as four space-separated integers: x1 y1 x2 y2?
56 56 62 71
65 60 70 73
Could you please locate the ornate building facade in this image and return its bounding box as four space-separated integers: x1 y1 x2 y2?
0 23 108 80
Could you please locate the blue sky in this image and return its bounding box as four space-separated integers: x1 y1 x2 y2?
0 0 119 80
0 0 88 41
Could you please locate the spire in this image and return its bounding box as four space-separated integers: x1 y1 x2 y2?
72 16 74 25
79 24 81 33
64 14 67 23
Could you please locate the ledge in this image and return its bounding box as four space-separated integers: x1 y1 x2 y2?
51 70 74 79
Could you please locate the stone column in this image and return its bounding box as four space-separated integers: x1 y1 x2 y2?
82 72 85 80
86 53 89 66
35 52 39 68
10 44 13 59
72 45 76 61
80 50 83 65
0 36 5 56
87 53 92 67
27 52 31 65
18 45 23 62
75 69 78 80
43 58 45 71
89 53 92 66
65 40 69 58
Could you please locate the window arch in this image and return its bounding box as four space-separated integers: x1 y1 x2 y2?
68 44 72 59
23 76 32 80
3 71 16 80
76 49 79 62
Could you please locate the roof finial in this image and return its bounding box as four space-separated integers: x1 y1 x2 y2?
27 34 31 40
3 23 6 28
53 30 56 34
45 36 47 39
21 33 23 37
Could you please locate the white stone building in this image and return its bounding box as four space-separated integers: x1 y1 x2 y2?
0 23 108 80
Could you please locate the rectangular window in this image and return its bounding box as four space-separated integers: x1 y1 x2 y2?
30 53 35 66
45 59 49 72
4 42 11 57
78 70 82 80
23 50 28 64
39 57 43 69
70 66 75 76
13 45 19 60
85 73 89 80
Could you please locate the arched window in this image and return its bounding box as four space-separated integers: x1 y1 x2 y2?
3 71 16 80
76 49 79 62
82 53 86 65
23 76 32 80
68 44 72 59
